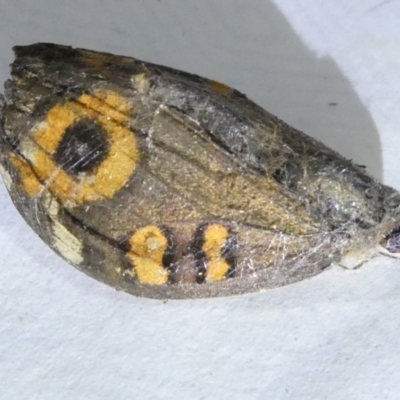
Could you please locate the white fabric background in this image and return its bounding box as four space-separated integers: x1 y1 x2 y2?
0 1 400 399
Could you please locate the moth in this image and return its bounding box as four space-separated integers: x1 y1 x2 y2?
0 43 399 299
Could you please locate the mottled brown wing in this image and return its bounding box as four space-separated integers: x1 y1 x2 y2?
0 43 396 298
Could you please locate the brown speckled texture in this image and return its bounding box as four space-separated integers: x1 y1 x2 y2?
1 43 400 299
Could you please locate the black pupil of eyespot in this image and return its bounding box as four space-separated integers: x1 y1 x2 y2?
53 119 110 175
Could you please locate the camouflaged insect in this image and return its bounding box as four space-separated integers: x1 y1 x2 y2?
1 43 400 299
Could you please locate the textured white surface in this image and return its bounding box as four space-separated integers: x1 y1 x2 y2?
1 1 400 399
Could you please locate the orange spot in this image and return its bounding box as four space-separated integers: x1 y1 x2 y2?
78 92 130 123
127 226 169 285
9 153 42 196
209 80 232 96
81 52 108 69
35 104 77 153
94 90 132 114
202 224 231 282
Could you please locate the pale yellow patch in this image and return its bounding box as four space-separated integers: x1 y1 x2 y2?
52 220 83 265
0 164 12 190
339 248 374 269
133 73 150 93
202 224 231 282
42 192 60 217
127 226 169 285
40 190 83 264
